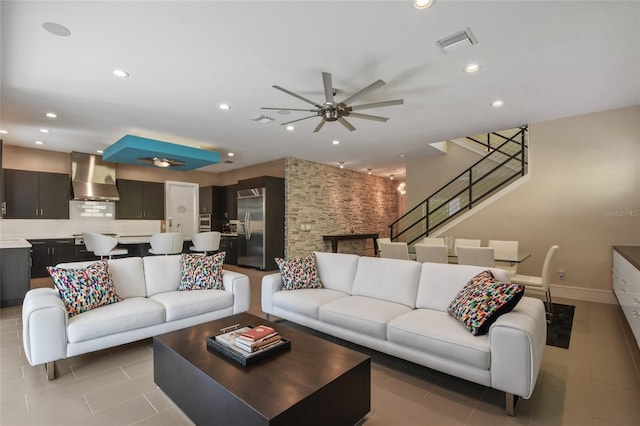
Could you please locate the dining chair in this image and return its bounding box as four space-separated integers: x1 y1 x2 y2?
376 237 391 256
453 238 481 255
511 245 559 322
488 240 519 277
421 237 445 246
414 244 448 264
189 231 221 256
149 232 184 255
84 232 128 259
456 246 495 267
378 241 410 260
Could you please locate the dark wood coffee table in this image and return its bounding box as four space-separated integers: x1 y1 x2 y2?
153 312 371 426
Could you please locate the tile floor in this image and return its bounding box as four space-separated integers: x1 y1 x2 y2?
1 266 639 425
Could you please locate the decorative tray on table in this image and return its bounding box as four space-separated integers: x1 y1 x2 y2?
206 324 291 366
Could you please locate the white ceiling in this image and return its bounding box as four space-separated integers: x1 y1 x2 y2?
2 1 639 178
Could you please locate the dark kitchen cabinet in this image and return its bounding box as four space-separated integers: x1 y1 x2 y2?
28 238 75 278
225 184 237 220
219 236 237 265
116 179 164 220
200 186 227 219
3 169 70 219
0 246 30 307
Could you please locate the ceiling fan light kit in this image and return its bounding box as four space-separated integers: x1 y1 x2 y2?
262 71 404 133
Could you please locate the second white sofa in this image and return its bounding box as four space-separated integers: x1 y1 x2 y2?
262 251 546 415
22 255 250 379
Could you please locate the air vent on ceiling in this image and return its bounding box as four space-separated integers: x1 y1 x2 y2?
250 115 275 124
436 28 477 54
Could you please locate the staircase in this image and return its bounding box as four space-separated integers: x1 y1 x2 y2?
390 126 528 245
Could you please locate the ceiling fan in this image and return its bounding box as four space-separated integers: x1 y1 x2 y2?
137 157 186 168
262 72 404 133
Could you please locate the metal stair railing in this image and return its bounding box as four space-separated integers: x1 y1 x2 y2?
390 126 527 245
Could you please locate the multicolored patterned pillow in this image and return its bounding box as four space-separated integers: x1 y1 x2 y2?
448 270 524 335
47 261 121 317
179 252 226 291
275 254 323 291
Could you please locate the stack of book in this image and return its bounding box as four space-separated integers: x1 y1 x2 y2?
235 325 281 353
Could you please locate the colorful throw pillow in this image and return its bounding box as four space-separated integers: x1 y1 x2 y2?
47 261 121 317
275 254 323 291
179 252 226 291
448 270 524 336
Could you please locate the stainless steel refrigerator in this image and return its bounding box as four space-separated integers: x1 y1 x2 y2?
237 188 266 269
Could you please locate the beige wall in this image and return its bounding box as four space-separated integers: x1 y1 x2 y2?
2 145 285 187
406 106 640 296
285 157 399 258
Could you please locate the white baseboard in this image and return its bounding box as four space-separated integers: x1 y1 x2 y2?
548 284 617 304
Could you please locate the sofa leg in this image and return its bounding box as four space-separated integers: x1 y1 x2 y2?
505 392 519 416
45 361 55 381
266 313 271 321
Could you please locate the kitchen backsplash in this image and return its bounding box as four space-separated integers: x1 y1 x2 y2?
0 217 161 239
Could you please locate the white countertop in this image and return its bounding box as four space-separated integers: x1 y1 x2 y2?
0 238 32 249
221 233 238 237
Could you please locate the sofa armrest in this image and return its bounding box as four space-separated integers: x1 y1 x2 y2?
489 297 547 399
261 272 283 315
22 288 68 366
221 270 250 314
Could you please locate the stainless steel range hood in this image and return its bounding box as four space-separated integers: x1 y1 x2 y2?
70 152 120 201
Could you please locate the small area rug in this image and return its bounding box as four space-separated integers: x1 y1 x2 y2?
545 303 575 349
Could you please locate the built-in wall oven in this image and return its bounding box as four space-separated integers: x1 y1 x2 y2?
199 214 212 232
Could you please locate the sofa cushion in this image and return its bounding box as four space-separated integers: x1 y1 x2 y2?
387 309 491 370
67 297 165 343
313 252 359 294
179 252 226 291
107 257 147 298
351 257 421 308
47 261 121 317
275 255 323 290
273 288 349 319
416 263 511 312
143 255 182 296
448 270 525 335
150 289 233 322
319 296 412 340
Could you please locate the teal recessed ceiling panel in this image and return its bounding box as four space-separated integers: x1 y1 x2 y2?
103 135 220 171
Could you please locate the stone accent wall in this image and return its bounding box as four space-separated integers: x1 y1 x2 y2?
285 157 399 258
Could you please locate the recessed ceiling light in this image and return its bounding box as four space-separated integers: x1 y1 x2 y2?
0 130 7 134
332 140 340 145
42 22 71 37
227 152 234 157
464 63 480 73
414 0 436 10
219 104 230 110
39 129 50 133
97 150 103 154
286 125 295 131
112 69 129 78
46 112 57 118
35 141 44 145
491 100 504 108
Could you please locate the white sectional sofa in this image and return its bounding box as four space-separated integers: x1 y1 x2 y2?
22 255 250 379
262 252 546 415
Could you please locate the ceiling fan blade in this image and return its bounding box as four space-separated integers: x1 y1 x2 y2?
349 99 404 111
312 119 326 133
322 72 334 104
261 107 318 112
337 117 356 132
273 85 321 108
341 79 386 106
281 115 318 126
347 112 389 122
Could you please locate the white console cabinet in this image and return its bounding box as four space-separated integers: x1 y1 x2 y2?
613 247 640 349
